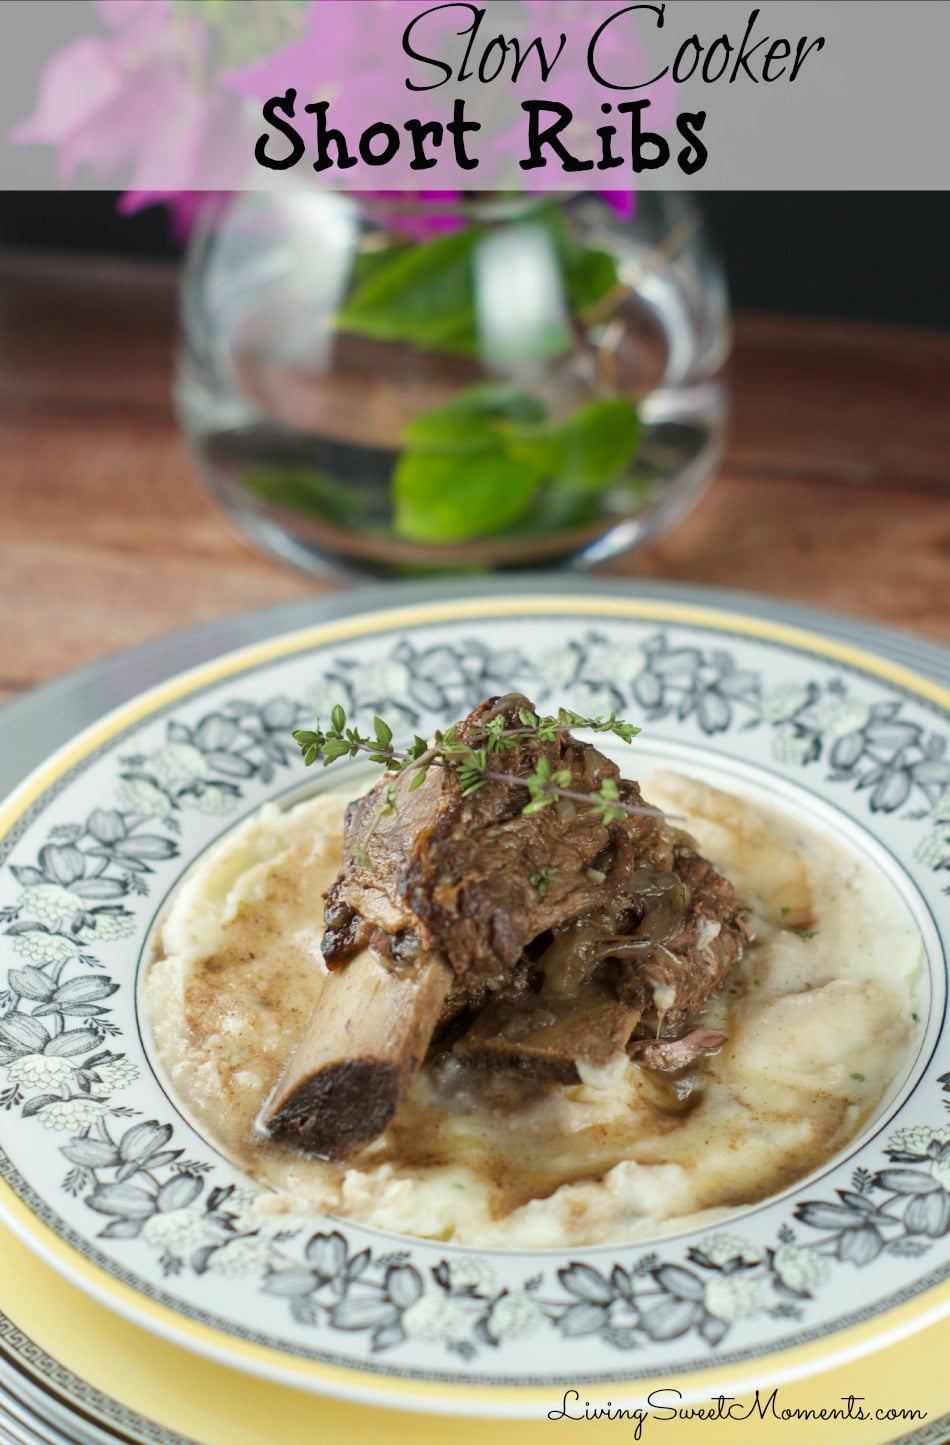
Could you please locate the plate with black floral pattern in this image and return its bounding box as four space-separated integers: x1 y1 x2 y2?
0 581 948 1419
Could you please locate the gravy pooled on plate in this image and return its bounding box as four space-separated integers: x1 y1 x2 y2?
146 754 921 1247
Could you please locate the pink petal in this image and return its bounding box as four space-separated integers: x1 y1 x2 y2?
117 189 162 215
57 58 181 183
11 38 119 149
600 192 637 220
127 80 205 190
119 190 224 242
93 0 172 31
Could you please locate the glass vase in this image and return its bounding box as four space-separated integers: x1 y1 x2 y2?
174 191 730 580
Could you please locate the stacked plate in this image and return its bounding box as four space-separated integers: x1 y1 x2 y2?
0 579 947 1445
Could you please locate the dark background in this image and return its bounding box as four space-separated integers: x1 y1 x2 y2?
1 191 947 330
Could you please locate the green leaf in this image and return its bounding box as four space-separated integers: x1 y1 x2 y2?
391 365 640 545
407 767 428 791
330 705 346 733
458 771 487 797
399 413 507 455
402 385 545 450
541 202 621 317
394 386 550 542
562 243 621 317
601 717 641 743
393 449 540 544
338 206 621 359
530 867 559 898
483 715 509 751
338 227 481 354
177 0 311 62
239 466 366 528
593 800 627 825
346 236 413 294
506 397 640 493
534 757 552 782
450 384 547 426
373 717 393 748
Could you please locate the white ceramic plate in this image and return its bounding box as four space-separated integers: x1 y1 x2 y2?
0 586 948 1418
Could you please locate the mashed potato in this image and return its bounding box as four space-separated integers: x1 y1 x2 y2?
144 774 922 1248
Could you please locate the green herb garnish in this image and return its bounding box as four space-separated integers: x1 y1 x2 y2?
529 867 560 898
292 705 650 847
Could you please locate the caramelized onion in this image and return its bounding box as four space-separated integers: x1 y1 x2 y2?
622 869 688 943
537 922 610 995
536 869 687 996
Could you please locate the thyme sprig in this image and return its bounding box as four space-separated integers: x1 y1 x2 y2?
292 704 655 826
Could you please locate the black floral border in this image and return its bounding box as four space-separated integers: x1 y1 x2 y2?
0 624 948 1374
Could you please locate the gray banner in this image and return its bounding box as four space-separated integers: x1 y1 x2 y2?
0 0 947 191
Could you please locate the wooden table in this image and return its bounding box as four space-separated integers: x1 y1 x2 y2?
1 252 947 707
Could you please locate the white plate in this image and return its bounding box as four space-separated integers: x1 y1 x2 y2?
0 584 948 1417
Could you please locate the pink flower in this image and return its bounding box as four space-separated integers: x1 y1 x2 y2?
13 0 248 200
601 192 636 220
226 0 444 188
14 0 644 235
117 189 226 242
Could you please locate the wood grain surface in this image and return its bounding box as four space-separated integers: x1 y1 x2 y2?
1 252 947 707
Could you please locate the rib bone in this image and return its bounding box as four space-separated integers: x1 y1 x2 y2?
258 948 451 1159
